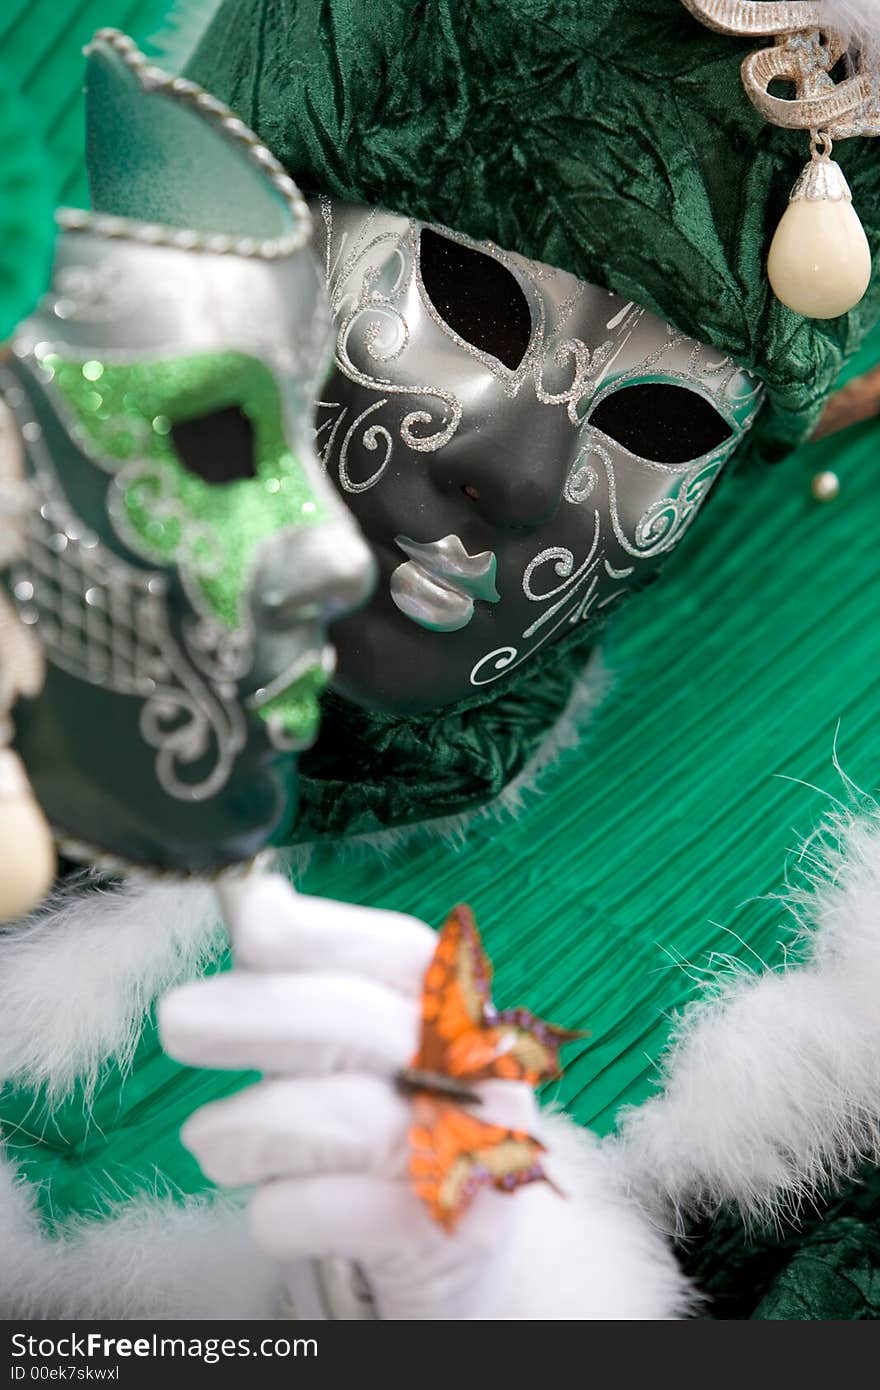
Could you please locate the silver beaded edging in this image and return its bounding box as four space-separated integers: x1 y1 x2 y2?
57 28 312 260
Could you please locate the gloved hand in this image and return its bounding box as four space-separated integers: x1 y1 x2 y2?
158 873 542 1319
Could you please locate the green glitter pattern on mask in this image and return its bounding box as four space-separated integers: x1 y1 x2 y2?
41 349 331 630
258 662 329 743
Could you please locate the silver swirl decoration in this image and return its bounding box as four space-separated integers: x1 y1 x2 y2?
360 300 409 366
563 441 602 505
184 612 254 686
322 203 463 474
469 517 603 687
534 337 602 424
138 605 246 803
604 452 724 559
335 307 462 458
337 400 394 494
470 645 518 687
521 513 601 639
9 411 248 803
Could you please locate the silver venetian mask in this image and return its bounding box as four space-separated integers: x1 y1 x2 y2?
314 197 763 714
0 34 374 872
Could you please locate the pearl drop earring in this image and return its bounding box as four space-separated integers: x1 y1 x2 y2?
682 1 880 320
768 133 871 320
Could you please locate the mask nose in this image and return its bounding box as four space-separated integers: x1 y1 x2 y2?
428 420 573 530
250 519 376 632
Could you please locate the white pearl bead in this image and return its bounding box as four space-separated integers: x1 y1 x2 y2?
0 750 55 923
811 469 840 502
768 195 871 320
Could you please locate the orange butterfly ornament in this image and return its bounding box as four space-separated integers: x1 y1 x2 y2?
396 904 581 1232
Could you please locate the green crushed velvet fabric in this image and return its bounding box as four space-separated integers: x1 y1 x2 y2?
188 0 880 461
679 1168 880 1319
292 621 594 839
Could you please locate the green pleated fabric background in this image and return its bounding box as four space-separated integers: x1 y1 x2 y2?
3 0 880 1320
0 1 172 204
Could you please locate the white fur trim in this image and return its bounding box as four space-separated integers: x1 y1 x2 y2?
617 807 880 1228
0 877 221 1100
0 1111 690 1320
501 1110 693 1319
0 1147 281 1319
819 2 880 46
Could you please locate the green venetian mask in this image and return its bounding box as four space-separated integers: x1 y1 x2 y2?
0 31 374 872
42 349 338 743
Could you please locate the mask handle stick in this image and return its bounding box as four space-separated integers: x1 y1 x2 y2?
214 862 379 1321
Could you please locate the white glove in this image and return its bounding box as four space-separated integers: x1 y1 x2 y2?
158 873 542 1320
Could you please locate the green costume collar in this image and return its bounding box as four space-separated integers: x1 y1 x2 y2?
292 623 596 843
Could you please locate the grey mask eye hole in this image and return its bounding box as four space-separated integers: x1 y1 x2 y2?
588 382 733 464
419 228 532 371
170 406 256 484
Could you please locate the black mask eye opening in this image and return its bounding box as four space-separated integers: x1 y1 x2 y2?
170 405 256 484
588 382 733 465
419 228 532 371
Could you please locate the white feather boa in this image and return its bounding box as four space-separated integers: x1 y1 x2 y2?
617 804 880 1228
2 781 880 1311
0 875 221 1100
0 1108 690 1318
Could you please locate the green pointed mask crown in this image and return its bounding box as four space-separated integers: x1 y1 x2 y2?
84 28 303 245
1 30 375 870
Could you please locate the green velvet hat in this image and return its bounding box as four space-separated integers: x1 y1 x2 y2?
188 0 880 462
